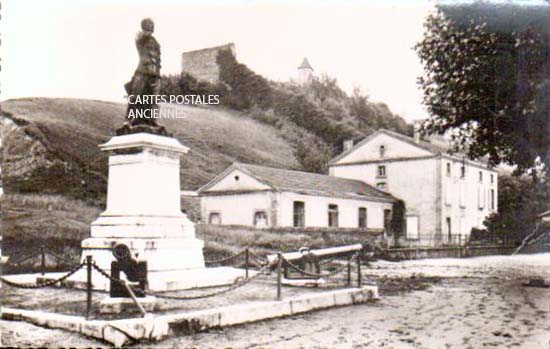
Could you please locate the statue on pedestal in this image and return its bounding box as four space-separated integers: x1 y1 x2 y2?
117 18 169 136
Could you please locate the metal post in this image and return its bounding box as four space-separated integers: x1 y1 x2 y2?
356 251 362 288
276 252 282 300
86 255 92 320
41 247 46 275
347 255 352 286
245 248 249 279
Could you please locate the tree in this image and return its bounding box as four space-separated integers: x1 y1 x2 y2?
415 3 550 173
484 174 550 243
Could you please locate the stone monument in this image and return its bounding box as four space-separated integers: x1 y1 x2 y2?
80 18 242 292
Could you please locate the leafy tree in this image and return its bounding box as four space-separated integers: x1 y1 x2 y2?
415 3 550 172
484 174 550 243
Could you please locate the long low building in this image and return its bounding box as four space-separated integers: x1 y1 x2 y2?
198 162 396 230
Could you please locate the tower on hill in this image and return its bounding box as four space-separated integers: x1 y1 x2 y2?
298 57 314 85
181 43 236 84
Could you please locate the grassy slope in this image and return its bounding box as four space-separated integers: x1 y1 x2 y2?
1 98 300 195
0 98 301 259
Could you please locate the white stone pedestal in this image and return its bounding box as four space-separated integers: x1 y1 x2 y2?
81 132 205 273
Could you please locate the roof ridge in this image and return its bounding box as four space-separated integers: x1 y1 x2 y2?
238 162 393 196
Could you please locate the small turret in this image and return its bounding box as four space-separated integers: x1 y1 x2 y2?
298 57 314 84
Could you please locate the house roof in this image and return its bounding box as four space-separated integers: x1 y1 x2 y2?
200 162 396 203
329 129 489 167
298 57 313 70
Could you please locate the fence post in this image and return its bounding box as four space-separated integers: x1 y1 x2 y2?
356 251 362 288
86 255 92 320
245 248 249 279
41 247 46 276
347 255 352 286
276 252 282 301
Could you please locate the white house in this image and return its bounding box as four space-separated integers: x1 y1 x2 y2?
329 129 498 246
199 162 396 231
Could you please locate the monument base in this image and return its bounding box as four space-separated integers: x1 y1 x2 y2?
81 237 205 272
99 296 157 314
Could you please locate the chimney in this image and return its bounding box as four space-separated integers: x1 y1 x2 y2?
343 139 354 152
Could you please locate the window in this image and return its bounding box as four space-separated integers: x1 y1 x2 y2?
446 163 451 176
490 174 494 184
293 201 305 228
460 165 466 178
208 212 221 225
446 217 452 240
379 145 386 157
254 211 268 227
477 187 485 209
406 216 419 239
377 165 386 178
479 171 483 182
376 182 387 191
328 204 339 227
358 207 367 228
490 189 495 210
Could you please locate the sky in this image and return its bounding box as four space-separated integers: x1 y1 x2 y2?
1 0 547 121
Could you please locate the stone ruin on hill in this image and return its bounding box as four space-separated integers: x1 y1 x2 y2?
181 43 236 84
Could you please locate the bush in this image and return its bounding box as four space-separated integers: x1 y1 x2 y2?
196 224 385 258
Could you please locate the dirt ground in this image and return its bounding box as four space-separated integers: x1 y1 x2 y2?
1 253 549 348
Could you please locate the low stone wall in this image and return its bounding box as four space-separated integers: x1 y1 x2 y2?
379 245 516 261
2 286 378 346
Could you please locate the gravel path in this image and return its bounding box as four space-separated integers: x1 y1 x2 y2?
1 253 548 348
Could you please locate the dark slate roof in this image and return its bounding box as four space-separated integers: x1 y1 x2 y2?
298 57 313 70
228 163 395 202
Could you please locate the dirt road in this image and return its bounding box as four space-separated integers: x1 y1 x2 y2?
1 253 548 348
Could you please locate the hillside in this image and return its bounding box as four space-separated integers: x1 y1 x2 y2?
1 98 301 203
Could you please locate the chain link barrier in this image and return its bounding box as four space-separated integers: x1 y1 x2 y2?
146 261 276 300
91 261 127 286
282 252 359 279
203 249 247 265
0 262 86 289
46 250 81 266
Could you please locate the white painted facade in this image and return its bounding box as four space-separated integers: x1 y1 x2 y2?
200 167 394 230
329 130 498 246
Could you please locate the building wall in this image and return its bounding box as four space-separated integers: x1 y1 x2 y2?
278 192 393 229
332 132 432 164
181 43 236 84
331 158 439 244
201 190 393 229
201 191 275 226
439 156 498 244
330 148 498 245
204 168 271 192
